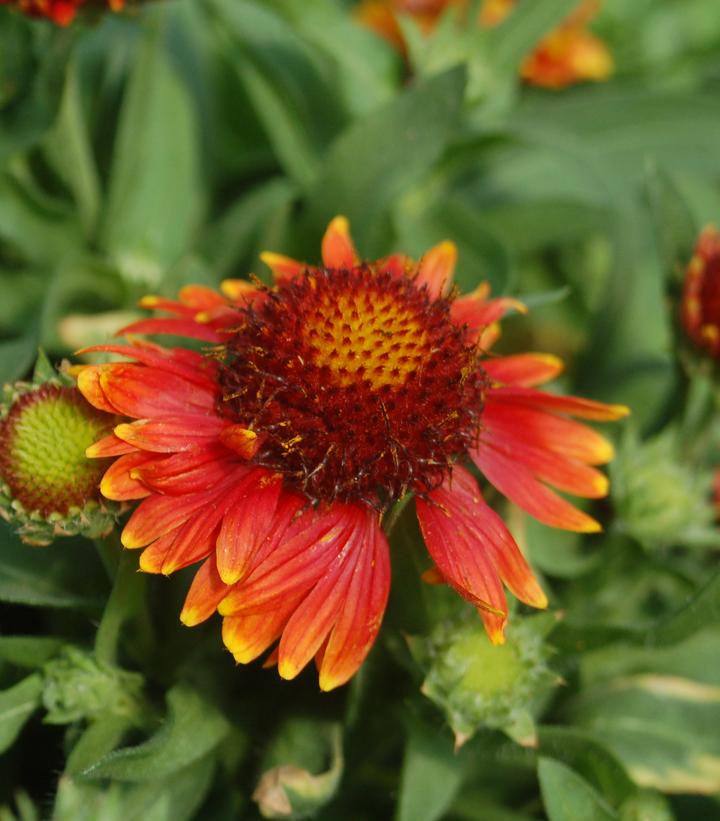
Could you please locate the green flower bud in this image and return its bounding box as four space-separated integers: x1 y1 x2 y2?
42 646 145 725
253 720 343 819
416 613 558 748
611 430 715 550
0 362 118 545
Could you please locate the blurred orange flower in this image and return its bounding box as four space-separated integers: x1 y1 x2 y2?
0 0 124 25
356 0 613 89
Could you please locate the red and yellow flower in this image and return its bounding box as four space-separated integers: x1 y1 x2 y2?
356 0 612 90
0 0 124 26
681 225 720 358
76 217 627 690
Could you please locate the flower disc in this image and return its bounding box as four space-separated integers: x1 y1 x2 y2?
219 266 486 505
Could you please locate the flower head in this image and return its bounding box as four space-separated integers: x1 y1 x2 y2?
0 0 124 25
681 226 720 358
77 217 627 690
357 0 612 89
0 375 118 545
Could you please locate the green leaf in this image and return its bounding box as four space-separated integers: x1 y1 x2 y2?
0 523 108 610
0 637 63 669
538 758 617 821
303 66 467 256
395 721 465 821
568 675 720 794
208 0 347 190
43 58 100 238
101 20 201 285
538 727 636 808
82 684 230 782
0 333 39 384
0 674 43 754
65 715 137 777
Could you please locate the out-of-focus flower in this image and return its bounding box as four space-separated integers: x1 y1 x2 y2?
76 217 627 690
611 430 715 550
0 0 124 26
0 369 118 545
681 226 720 358
356 0 613 89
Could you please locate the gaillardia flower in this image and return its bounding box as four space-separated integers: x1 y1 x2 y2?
0 378 118 544
357 0 612 90
681 225 720 358
0 0 124 26
76 218 627 690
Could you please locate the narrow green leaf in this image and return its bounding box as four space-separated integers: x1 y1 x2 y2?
303 66 467 256
65 715 136 777
208 0 347 190
538 758 617 821
0 674 43 754
44 58 100 238
101 21 200 284
82 684 229 782
0 637 63 669
395 722 464 821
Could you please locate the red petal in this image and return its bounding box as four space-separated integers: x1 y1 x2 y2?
99 364 216 418
215 471 284 585
415 241 457 298
121 470 246 549
178 285 226 311
490 386 630 422
260 252 306 283
139 512 221 575
321 216 358 269
483 354 564 387
100 451 156 501
78 343 217 389
86 433 136 458
483 396 615 465
318 513 390 690
132 446 235 495
117 318 222 343
180 558 230 626
218 503 357 615
451 284 526 339
114 415 226 452
480 430 609 499
222 596 302 664
416 474 509 635
472 443 601 533
76 366 118 414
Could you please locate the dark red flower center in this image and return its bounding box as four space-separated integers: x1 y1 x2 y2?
218 266 485 507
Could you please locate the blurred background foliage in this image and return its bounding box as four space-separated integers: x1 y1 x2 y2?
1 0 720 819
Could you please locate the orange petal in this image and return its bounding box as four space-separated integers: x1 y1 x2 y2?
491 386 630 422
472 442 601 533
132 446 233 495
99 363 215 419
416 241 457 298
222 597 301 664
76 366 118 414
483 397 616 465
116 318 222 343
221 278 264 303
215 472 283 585
219 425 262 459
114 415 226 453
180 558 230 626
318 514 390 691
86 433 136 458
483 354 564 388
259 252 306 283
100 451 156 501
321 216 358 269
178 285 225 311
